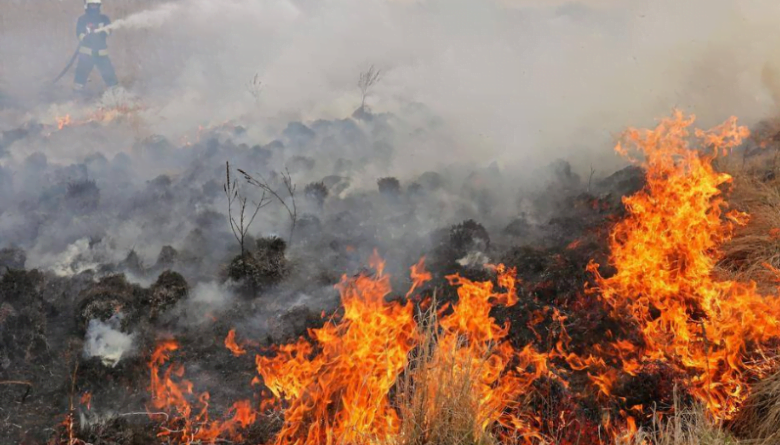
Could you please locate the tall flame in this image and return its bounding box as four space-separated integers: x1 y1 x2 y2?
588 110 780 419
256 251 418 445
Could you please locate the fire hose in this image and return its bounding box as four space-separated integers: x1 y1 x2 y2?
51 43 82 85
51 28 110 85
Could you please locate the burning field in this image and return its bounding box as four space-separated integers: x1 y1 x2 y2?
6 1 780 445
3 104 780 445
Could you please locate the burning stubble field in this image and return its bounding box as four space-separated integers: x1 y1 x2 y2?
4 104 780 445
5 3 780 444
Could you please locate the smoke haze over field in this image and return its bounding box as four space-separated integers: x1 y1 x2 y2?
3 0 780 170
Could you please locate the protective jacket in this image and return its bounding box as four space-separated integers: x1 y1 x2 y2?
76 13 111 55
73 11 117 90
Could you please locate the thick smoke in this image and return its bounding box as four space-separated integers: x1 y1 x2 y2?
83 315 136 367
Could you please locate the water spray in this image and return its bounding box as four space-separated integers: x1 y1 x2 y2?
94 3 180 34
52 2 180 84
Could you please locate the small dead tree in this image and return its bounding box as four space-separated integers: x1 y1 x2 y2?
247 73 263 104
358 65 382 111
238 168 298 244
224 161 270 257
587 165 597 193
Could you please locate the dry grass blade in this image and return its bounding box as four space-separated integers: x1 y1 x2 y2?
622 404 736 445
0 380 33 387
389 299 498 445
718 166 780 292
732 370 780 443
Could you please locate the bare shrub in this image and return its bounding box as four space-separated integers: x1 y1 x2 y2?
304 181 328 209
358 64 382 111
224 161 270 257
238 168 298 244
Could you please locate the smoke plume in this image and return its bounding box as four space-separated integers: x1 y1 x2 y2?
83 315 136 368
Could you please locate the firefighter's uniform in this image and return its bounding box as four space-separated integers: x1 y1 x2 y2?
74 1 118 92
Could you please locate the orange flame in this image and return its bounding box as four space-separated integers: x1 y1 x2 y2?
224 329 247 357
256 254 418 445
255 252 560 444
80 392 92 410
405 256 432 299
566 239 583 250
148 340 256 444
56 115 72 130
588 110 780 419
51 104 143 134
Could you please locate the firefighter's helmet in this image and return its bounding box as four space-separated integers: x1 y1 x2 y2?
85 0 102 8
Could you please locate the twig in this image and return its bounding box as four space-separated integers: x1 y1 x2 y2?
358 65 382 111
0 380 32 403
0 380 32 387
238 168 297 244
247 73 263 104
65 362 79 445
119 412 170 422
224 161 270 256
587 165 596 193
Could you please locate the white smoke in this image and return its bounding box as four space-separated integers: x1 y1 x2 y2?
5 0 780 174
457 251 490 268
93 0 780 173
31 238 102 277
83 315 136 367
97 3 181 33
172 281 236 326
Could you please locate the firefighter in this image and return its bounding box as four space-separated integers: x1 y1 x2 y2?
74 0 118 93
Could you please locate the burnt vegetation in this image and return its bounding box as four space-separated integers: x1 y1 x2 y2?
1 79 780 445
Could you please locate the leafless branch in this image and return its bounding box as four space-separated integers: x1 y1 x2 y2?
358 65 382 110
237 168 297 244
247 73 263 104
587 165 596 193
119 412 170 421
0 381 32 387
224 162 270 257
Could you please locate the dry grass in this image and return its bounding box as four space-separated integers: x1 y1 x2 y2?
717 150 780 292
732 371 780 443
390 304 499 445
618 393 739 445
390 310 763 445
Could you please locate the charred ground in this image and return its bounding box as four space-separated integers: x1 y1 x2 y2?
0 114 649 444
